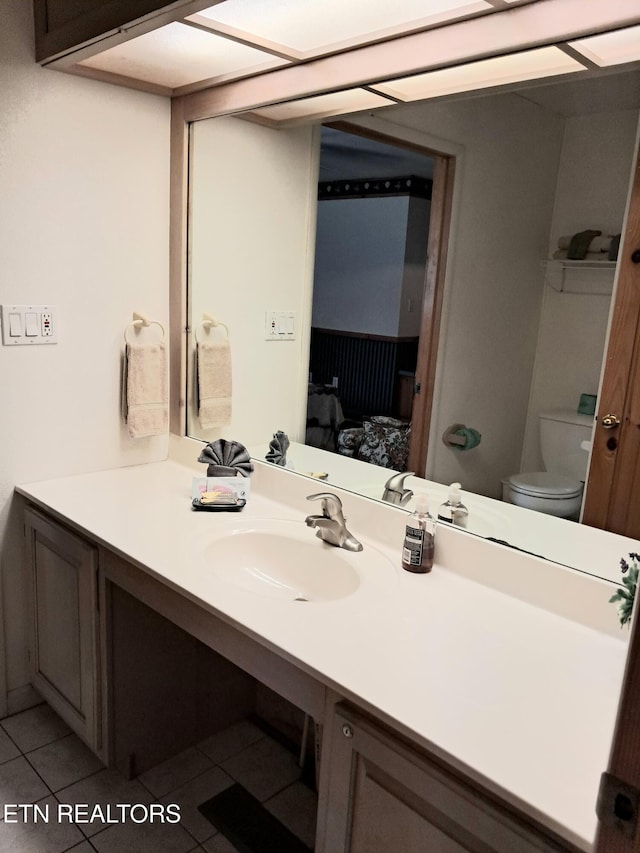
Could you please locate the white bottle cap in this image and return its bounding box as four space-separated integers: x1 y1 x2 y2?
415 492 429 514
448 482 462 505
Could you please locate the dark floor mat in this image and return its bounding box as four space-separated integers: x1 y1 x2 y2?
198 783 313 853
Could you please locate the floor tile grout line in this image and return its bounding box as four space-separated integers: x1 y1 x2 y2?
263 777 313 808
0 702 74 756
22 730 76 757
0 751 57 802
138 731 270 801
22 731 103 788
137 761 219 800
192 730 267 768
0 725 73 757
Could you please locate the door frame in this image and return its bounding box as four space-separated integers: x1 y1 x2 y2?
322 120 456 476
582 129 640 539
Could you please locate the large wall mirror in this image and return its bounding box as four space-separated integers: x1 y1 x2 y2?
184 65 640 580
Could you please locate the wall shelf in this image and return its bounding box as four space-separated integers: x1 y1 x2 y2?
541 259 616 295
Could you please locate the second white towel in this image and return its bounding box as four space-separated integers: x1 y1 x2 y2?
125 341 168 438
197 338 232 429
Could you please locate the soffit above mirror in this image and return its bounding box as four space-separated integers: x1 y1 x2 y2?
37 0 640 107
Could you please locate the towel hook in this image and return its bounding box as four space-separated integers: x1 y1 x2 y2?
195 312 230 343
124 311 165 344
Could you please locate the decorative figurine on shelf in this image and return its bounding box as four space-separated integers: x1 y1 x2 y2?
265 430 290 466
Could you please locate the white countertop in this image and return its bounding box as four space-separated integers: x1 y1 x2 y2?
16 456 629 850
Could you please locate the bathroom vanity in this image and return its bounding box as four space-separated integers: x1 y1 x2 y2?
17 453 627 852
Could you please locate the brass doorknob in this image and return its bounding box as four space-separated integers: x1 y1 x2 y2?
601 413 621 429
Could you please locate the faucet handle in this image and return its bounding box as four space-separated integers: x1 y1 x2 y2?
306 492 344 518
384 471 415 490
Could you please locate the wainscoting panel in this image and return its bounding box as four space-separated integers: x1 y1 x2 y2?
309 328 417 420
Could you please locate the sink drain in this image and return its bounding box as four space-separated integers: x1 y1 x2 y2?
293 596 309 602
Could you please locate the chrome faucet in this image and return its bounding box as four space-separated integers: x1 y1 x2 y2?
382 471 415 506
305 492 363 552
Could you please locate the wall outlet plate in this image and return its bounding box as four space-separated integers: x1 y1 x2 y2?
265 310 295 341
0 305 57 345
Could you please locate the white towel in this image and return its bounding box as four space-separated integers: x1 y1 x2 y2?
125 342 168 438
557 235 612 253
198 338 232 429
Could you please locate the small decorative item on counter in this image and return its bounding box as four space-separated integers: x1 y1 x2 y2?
192 484 246 512
402 493 436 574
197 439 254 478
437 482 469 528
193 439 252 510
610 553 639 628
265 430 290 466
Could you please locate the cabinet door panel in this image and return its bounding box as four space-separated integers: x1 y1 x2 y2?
25 508 100 752
350 761 467 852
321 705 569 853
34 538 82 710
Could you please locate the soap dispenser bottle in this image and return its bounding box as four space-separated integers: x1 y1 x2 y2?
402 493 436 574
438 483 469 527
437 482 469 528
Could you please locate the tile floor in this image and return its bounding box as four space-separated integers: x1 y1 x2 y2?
0 702 317 853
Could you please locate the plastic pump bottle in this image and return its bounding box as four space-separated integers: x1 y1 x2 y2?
437 482 469 528
402 493 436 574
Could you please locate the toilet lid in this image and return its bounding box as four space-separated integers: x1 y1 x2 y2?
510 472 583 498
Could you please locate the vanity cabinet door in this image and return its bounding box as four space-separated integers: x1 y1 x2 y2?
321 705 568 853
24 507 100 753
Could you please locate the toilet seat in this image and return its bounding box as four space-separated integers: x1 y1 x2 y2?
508 472 583 518
509 472 582 499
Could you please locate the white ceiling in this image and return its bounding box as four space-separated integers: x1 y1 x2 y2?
318 68 640 182
514 67 640 115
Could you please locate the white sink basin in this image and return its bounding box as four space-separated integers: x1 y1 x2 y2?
204 518 396 602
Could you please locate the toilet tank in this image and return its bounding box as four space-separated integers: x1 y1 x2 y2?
539 409 594 481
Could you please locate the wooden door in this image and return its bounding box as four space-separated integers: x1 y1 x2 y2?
582 133 640 538
407 151 455 474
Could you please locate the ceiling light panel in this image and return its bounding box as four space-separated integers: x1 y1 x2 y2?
191 0 493 55
78 22 287 89
371 46 585 102
569 25 640 67
251 89 395 122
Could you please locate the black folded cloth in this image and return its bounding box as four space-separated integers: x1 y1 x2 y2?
265 430 290 466
197 440 254 477
567 229 601 260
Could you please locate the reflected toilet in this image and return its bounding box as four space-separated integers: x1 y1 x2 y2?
507 410 594 518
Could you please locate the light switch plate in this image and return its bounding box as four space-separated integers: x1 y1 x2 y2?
1 305 58 345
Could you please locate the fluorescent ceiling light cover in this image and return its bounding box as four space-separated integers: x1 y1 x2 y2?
569 25 640 67
251 89 395 122
79 22 286 88
371 46 585 101
192 0 492 54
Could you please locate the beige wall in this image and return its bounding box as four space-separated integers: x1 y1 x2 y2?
352 91 565 498
188 116 319 446
0 1 171 712
521 109 640 474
